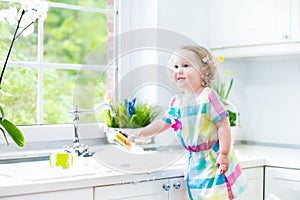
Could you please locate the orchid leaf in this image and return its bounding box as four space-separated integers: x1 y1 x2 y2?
0 106 4 119
0 118 25 147
0 127 9 146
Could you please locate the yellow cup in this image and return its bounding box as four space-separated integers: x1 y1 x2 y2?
50 152 74 169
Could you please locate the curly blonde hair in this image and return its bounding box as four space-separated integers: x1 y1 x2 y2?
168 45 217 87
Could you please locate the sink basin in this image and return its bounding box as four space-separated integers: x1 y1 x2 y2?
0 172 28 186
93 145 185 173
0 157 109 182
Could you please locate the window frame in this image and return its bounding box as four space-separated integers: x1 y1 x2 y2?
0 0 118 145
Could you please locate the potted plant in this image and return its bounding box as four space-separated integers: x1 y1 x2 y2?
0 0 48 147
213 56 240 144
105 98 161 144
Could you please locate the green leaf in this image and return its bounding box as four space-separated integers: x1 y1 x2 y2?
225 78 234 100
227 109 237 127
0 118 25 147
105 101 161 128
0 106 4 119
0 127 9 146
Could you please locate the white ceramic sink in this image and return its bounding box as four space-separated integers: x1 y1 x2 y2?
0 172 28 186
93 145 185 173
0 157 110 183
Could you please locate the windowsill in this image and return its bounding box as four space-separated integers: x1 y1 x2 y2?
13 123 107 142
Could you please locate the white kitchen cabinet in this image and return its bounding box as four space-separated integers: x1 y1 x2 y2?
237 167 264 200
168 177 187 200
0 188 93 200
94 179 168 200
207 0 300 58
209 0 290 48
94 176 187 200
265 167 300 200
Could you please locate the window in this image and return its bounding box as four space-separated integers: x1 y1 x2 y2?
0 0 117 126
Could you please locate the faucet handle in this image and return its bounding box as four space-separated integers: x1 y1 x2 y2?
63 145 73 154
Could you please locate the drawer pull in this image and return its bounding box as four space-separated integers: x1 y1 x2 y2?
173 182 181 189
162 183 171 191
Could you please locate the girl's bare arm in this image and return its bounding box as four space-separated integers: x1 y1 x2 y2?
215 117 231 173
127 119 170 142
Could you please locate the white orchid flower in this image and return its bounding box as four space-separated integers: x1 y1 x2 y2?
21 23 35 36
0 9 6 23
20 9 38 28
0 7 18 25
36 9 48 21
21 0 49 12
39 1 49 13
20 0 48 23
20 0 35 11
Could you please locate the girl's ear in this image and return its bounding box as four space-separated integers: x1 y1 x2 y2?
200 73 209 87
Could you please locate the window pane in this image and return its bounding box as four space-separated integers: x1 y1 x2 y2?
0 2 38 62
73 69 108 123
0 0 114 126
43 68 75 124
43 69 107 124
50 0 107 9
0 67 37 125
43 7 108 64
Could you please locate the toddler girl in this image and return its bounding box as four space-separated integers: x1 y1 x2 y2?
127 45 247 200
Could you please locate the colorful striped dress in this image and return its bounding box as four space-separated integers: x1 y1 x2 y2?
163 87 247 200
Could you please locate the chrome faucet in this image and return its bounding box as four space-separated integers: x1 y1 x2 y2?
64 103 116 157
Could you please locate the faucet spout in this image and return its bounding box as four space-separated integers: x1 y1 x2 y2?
71 102 116 116
95 103 116 116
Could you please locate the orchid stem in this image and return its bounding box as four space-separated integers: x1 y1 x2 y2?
0 10 25 89
15 21 34 39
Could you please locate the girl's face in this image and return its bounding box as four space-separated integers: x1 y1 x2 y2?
170 50 203 93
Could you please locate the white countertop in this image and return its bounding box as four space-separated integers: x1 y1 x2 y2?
0 144 299 197
234 145 300 169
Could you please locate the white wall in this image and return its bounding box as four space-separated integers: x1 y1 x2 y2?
156 0 210 107
157 0 210 47
223 56 300 146
118 0 210 108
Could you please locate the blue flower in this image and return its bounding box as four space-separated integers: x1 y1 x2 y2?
124 98 136 118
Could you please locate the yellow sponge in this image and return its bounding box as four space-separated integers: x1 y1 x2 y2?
114 131 132 148
50 152 74 169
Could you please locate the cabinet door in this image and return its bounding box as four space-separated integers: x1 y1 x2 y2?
237 167 263 200
211 0 290 48
168 177 188 200
265 167 300 200
0 188 93 200
94 180 168 200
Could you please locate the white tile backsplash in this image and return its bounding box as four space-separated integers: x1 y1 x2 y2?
224 57 300 145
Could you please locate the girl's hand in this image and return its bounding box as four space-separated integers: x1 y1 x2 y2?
124 129 142 144
216 154 229 174
126 134 137 144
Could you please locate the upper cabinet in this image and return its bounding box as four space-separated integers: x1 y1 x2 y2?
291 0 300 41
209 0 300 58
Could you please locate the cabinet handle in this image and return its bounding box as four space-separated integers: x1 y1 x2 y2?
173 182 181 189
162 183 171 191
282 34 289 40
